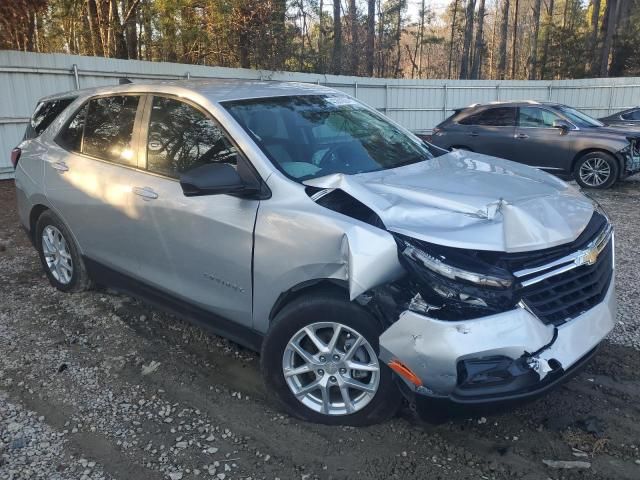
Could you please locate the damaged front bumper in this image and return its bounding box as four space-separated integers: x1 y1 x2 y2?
378 279 615 406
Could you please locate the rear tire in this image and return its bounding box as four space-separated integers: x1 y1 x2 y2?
261 290 401 426
574 152 619 189
35 210 92 292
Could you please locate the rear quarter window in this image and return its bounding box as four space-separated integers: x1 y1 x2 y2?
24 97 76 140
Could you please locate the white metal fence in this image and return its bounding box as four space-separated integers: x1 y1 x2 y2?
2 50 640 178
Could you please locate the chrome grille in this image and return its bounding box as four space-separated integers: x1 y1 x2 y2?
516 228 613 326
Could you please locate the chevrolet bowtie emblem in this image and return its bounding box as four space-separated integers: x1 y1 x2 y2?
576 247 600 267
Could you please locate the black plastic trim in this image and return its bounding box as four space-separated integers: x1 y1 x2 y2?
84 257 263 352
413 346 598 409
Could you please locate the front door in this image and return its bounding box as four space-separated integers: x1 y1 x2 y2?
131 95 259 327
514 106 576 173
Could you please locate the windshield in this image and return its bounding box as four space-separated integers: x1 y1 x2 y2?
555 105 604 128
222 95 435 181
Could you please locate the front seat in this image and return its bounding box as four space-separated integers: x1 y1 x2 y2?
248 110 296 164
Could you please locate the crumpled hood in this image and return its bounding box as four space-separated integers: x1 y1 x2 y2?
304 150 595 253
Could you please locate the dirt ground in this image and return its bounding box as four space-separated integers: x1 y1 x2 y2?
1 178 639 480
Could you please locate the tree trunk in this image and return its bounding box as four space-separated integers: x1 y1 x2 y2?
332 0 342 74
350 0 358 75
123 0 138 59
416 0 426 77
470 0 486 79
86 0 102 56
497 0 510 80
447 0 460 78
394 1 403 77
587 0 601 75
528 0 542 79
110 0 128 59
459 0 475 79
272 0 287 70
599 0 620 77
318 0 325 72
609 0 634 76
510 0 519 79
366 0 375 76
539 0 554 79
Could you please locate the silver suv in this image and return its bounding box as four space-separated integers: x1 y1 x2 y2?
13 81 616 425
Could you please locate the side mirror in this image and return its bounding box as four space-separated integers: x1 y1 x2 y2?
180 163 255 197
552 119 571 134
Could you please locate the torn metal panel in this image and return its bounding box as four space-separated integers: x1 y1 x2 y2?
378 279 616 396
251 180 403 332
305 150 594 253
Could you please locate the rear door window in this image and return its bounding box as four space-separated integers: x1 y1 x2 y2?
145 96 238 178
82 96 140 165
24 97 76 140
458 107 516 126
56 95 141 166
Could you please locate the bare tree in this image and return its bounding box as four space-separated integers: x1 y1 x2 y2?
510 0 519 79
366 0 375 76
497 0 510 80
539 0 554 79
332 0 342 74
350 0 358 74
459 0 475 79
470 0 486 79
447 0 460 78
587 0 601 75
598 0 620 77
528 0 542 79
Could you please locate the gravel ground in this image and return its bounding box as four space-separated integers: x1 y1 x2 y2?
1 178 640 480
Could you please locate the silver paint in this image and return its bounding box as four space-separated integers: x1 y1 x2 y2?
379 279 616 395
305 150 595 253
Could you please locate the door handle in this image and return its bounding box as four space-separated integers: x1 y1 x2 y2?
132 186 158 200
516 133 529 139
468 132 479 137
51 161 69 172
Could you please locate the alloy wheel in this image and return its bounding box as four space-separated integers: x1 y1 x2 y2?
41 225 73 284
282 322 380 416
579 157 611 187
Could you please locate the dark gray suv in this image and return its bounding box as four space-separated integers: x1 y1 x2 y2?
429 101 640 189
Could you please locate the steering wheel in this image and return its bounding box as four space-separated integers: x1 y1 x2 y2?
317 143 350 172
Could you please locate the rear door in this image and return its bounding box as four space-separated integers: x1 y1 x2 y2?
44 94 146 276
131 95 259 327
514 106 576 173
456 106 517 159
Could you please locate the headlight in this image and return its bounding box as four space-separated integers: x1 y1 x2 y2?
395 235 517 320
402 243 512 288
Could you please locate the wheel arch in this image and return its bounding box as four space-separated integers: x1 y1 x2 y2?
268 278 350 324
29 204 50 241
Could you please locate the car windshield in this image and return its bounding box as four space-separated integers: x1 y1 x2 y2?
222 95 434 181
555 105 604 128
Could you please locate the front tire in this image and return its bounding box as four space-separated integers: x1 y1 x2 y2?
574 152 619 189
35 210 92 292
261 290 401 426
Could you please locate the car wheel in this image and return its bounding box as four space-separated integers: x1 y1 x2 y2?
574 152 619 189
261 290 401 426
35 210 92 292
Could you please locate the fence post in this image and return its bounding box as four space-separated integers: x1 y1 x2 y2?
608 84 615 115
548 84 553 101
496 84 500 101
443 84 448 120
72 64 80 89
354 81 358 99
384 83 389 114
